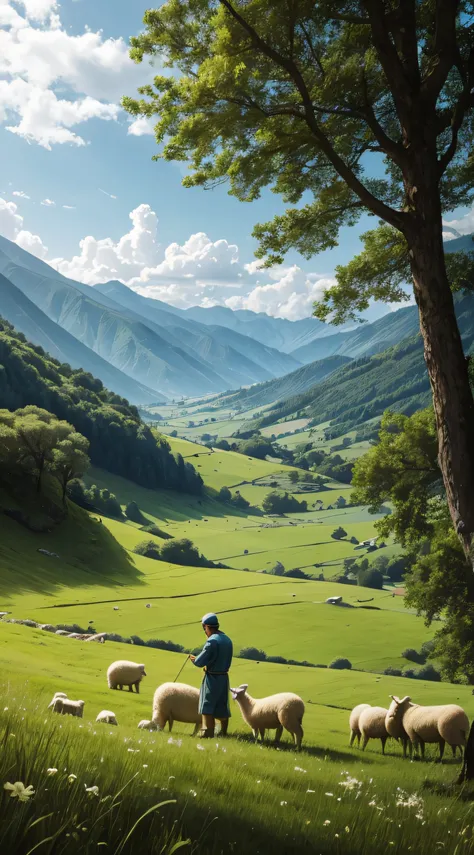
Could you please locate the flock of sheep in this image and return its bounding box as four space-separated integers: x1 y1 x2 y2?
350 697 469 760
46 657 470 760
47 659 306 750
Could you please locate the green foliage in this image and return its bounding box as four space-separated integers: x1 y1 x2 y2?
125 501 147 524
133 536 221 569
331 527 347 540
238 434 275 460
218 486 232 503
0 319 202 495
357 567 384 590
68 481 123 518
140 523 173 539
288 470 299 484
262 491 307 514
328 658 352 671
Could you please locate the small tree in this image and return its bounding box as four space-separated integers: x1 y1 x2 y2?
357 567 384 590
289 470 299 484
125 501 147 524
51 432 90 506
239 646 267 661
218 486 232 503
331 527 347 541
270 561 285 576
328 658 352 670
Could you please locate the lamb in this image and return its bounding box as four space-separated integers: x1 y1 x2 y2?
138 719 157 730
386 695 469 761
52 698 85 718
96 710 118 726
107 660 147 693
349 703 371 747
358 706 389 754
152 682 201 734
230 684 305 750
48 691 67 709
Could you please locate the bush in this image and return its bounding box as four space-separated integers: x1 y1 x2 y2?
269 561 285 576
146 639 186 653
402 647 425 664
133 539 162 559
284 567 309 579
350 536 359 544
383 666 403 676
130 635 146 646
328 657 352 670
415 664 442 682
231 491 250 509
357 568 384 589
331 527 347 540
140 524 173 539
125 501 147 524
262 491 307 514
218 486 232 503
159 538 203 566
239 646 267 661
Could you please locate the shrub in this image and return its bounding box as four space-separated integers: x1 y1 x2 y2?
331 527 347 540
218 486 232 503
357 568 384 589
415 664 442 682
328 657 352 670
270 561 285 576
130 635 146 646
125 501 147 524
402 647 425 665
262 491 307 514
350 536 359 544
239 646 267 661
146 639 186 653
285 567 309 579
159 538 203 566
383 666 403 676
231 491 250 509
133 540 162 560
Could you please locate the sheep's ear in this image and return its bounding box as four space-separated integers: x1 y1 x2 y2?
240 683 249 691
400 695 410 704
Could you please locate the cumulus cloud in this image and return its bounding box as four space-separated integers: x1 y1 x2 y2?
443 207 474 238
12 190 30 199
0 1 151 147
0 196 47 255
127 117 155 137
0 197 335 319
40 198 55 206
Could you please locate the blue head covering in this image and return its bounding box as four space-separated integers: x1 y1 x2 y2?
201 612 219 627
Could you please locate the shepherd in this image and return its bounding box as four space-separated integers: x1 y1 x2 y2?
190 612 233 739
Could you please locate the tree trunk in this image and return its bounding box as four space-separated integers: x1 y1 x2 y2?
36 457 44 493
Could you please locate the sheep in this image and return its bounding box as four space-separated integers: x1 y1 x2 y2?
349 703 371 748
358 706 389 754
96 710 118 726
39 624 56 632
230 684 305 751
48 691 67 709
107 660 147 693
55 630 69 636
386 695 469 761
85 633 106 643
138 719 157 731
152 682 201 735
52 698 85 718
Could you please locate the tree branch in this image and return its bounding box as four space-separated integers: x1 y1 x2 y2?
298 22 325 77
421 0 461 104
219 0 407 232
361 72 406 168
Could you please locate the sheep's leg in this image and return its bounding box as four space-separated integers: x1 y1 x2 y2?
259 728 265 742
419 739 425 761
350 731 356 747
274 725 283 745
134 680 140 694
438 739 445 762
168 717 173 733
380 736 387 755
361 735 369 751
252 728 259 742
192 722 199 737
293 723 303 752
128 684 134 693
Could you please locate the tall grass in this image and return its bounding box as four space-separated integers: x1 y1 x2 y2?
2 689 474 855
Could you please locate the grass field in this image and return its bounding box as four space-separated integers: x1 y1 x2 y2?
2 622 474 855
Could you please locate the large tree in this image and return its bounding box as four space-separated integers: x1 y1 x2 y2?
51 433 90 506
124 0 474 565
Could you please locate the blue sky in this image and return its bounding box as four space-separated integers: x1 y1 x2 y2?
0 0 472 321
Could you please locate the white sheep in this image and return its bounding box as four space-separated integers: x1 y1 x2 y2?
231 684 305 750
107 660 147 694
96 710 118 726
53 698 85 718
85 633 106 643
138 719 157 730
386 695 469 761
349 703 371 747
48 691 67 709
359 706 389 754
152 682 201 734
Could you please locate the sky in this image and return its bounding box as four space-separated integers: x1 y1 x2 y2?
0 0 473 322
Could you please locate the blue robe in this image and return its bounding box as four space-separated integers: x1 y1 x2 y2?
193 630 233 717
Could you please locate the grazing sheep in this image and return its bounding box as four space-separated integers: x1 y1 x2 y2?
55 630 69 636
386 695 469 761
349 703 371 747
138 719 157 731
39 624 56 632
53 698 85 718
96 710 118 726
152 682 201 734
48 691 67 709
359 706 389 754
231 684 305 751
107 660 147 693
85 633 106 643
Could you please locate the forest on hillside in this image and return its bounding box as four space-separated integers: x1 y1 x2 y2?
0 318 203 494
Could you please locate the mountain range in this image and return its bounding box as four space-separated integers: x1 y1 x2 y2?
0 231 472 403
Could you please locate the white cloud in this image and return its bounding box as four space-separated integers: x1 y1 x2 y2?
127 117 154 137
0 196 47 255
0 197 335 320
62 204 75 210
443 208 474 237
12 190 30 199
0 1 152 147
40 198 55 206
98 188 117 199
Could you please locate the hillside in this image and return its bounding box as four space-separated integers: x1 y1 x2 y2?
0 272 161 405
213 354 352 410
254 292 474 437
0 318 203 493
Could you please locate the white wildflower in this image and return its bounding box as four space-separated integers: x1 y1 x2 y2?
85 785 99 798
325 792 334 797
68 774 77 784
168 737 182 747
339 775 362 791
323 819 331 826
280 801 287 806
46 768 58 776
4 781 35 802
196 744 205 751
189 789 197 797
294 766 307 773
